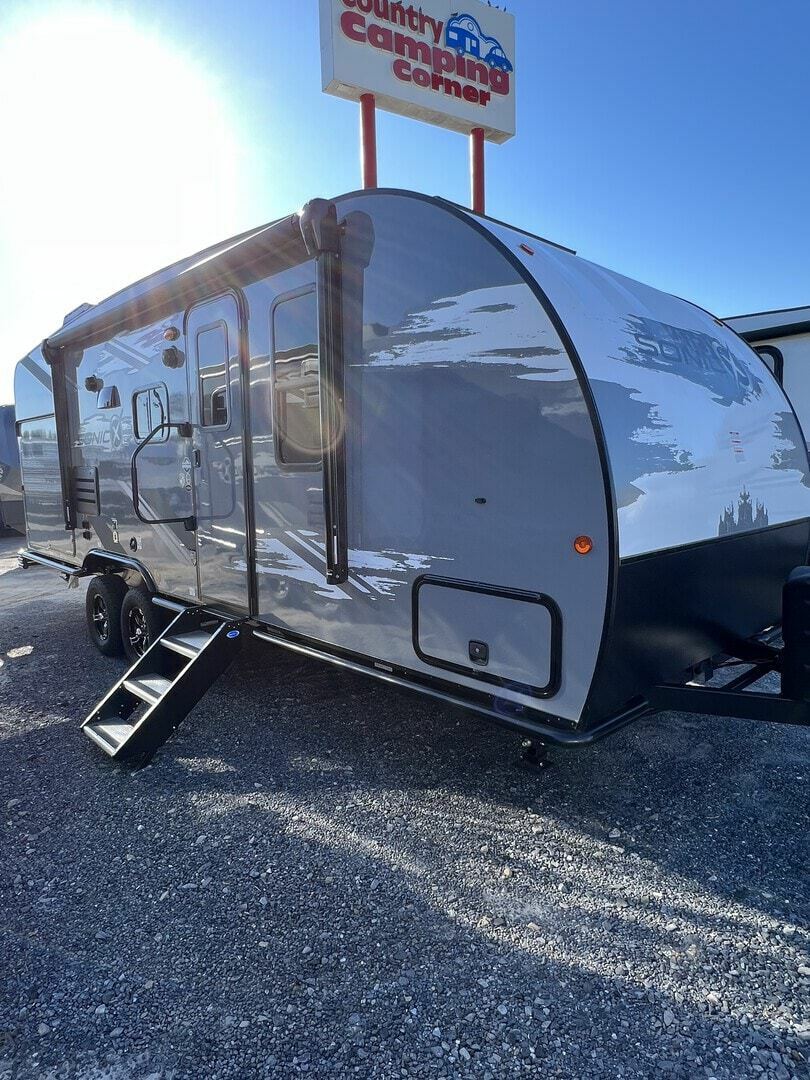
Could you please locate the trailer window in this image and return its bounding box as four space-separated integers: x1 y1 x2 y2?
197 323 230 428
756 345 784 385
133 385 169 441
272 290 321 466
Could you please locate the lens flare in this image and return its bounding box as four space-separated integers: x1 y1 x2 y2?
0 6 247 399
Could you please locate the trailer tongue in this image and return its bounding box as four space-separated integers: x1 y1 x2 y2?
648 568 810 730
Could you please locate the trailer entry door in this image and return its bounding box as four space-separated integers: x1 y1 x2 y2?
187 293 251 611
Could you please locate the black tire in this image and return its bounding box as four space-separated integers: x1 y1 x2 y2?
85 575 127 657
120 586 163 664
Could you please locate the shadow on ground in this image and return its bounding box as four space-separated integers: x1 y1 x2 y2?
0 564 808 1079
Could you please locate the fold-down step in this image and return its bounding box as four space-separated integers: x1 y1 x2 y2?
161 630 212 659
82 606 245 763
124 674 174 705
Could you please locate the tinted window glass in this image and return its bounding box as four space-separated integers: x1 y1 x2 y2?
198 324 229 428
273 291 321 466
756 345 784 384
758 350 775 374
133 385 169 441
134 390 151 438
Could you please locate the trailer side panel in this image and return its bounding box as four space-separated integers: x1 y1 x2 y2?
246 194 610 725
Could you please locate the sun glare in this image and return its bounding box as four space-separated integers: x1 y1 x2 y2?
0 6 245 392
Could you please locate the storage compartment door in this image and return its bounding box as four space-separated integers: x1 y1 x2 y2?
414 578 561 698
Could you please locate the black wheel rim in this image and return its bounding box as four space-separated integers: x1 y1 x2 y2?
127 607 149 656
92 596 109 642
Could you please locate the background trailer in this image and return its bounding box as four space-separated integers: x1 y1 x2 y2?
0 404 24 534
726 306 810 447
13 192 810 763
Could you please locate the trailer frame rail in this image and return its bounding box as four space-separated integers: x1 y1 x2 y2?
649 654 810 728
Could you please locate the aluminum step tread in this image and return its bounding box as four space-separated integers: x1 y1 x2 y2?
124 674 174 705
161 630 212 659
85 719 136 753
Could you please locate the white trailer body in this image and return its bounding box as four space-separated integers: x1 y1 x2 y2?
12 191 810 762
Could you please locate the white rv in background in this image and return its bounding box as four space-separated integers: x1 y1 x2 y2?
0 404 24 534
727 306 810 445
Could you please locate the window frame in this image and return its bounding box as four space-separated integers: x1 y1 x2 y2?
132 383 170 442
196 319 232 431
270 285 322 473
755 345 784 385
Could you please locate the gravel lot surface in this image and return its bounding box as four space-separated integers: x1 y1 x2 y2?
0 535 808 1079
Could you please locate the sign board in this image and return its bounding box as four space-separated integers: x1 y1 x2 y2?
320 0 516 144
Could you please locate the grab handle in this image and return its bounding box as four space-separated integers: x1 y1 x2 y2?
131 421 196 532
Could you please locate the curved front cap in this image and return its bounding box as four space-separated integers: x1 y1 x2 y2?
482 219 810 559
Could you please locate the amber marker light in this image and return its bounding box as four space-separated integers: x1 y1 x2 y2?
574 535 593 555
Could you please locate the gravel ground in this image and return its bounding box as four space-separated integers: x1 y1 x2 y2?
0 537 808 1079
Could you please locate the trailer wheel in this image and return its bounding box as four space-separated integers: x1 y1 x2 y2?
121 586 163 663
85 575 127 657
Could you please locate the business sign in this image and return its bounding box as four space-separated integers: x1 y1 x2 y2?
320 0 516 143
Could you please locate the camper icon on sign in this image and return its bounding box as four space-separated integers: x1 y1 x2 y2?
445 12 514 72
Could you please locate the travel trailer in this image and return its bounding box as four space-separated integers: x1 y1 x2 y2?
726 306 810 448
13 190 810 763
0 405 23 534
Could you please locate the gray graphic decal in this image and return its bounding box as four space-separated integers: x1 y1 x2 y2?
620 316 763 406
20 353 53 392
366 285 564 371
718 489 769 536
591 380 695 508
484 216 810 556
771 412 810 486
256 531 454 604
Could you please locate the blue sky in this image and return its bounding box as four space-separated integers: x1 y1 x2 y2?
1 0 809 402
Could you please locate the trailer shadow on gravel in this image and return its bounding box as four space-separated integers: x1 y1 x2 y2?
1 573 808 1078
204 635 809 913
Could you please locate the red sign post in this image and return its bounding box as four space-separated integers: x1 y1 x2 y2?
360 93 378 189
470 127 485 215
320 0 515 212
